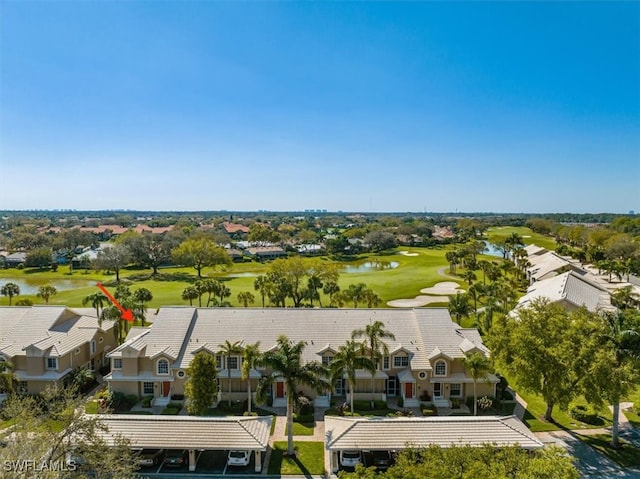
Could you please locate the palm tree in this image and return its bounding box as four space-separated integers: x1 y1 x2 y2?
218 340 244 407
133 287 153 326
1 282 20 306
237 291 256 308
253 275 271 308
37 284 58 304
363 289 381 308
323 281 340 307
448 292 470 325
0 359 18 396
256 335 331 457
330 340 376 415
445 250 459 275
462 269 477 287
306 275 323 307
181 286 199 306
351 320 396 408
344 283 368 308
100 305 129 345
241 342 261 413
82 292 108 318
463 352 492 416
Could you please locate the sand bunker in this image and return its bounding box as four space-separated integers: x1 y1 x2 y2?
420 281 465 295
398 250 419 256
387 281 465 308
387 295 450 308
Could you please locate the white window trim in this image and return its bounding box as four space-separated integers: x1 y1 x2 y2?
157 358 170 375
450 383 462 398
143 382 154 395
393 355 409 368
322 355 333 366
434 360 447 377
382 355 390 370
45 357 58 370
113 358 122 370
90 340 96 355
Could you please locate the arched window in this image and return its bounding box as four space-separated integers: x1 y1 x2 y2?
157 358 169 375
434 360 446 376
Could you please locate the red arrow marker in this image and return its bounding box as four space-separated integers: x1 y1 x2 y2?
96 283 134 322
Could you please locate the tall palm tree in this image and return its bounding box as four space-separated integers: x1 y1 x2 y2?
448 292 470 325
463 352 492 415
37 284 58 304
330 340 376 415
82 292 108 318
181 286 199 306
100 305 128 345
241 342 261 413
237 291 256 308
351 321 396 407
253 275 271 308
1 282 20 306
133 287 153 326
218 340 244 407
306 275 323 307
255 335 330 457
0 359 18 396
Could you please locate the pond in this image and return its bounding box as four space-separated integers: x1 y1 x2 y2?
483 241 505 258
224 272 259 278
342 261 399 274
0 278 96 295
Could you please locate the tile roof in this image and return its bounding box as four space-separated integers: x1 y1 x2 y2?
94 414 272 451
0 306 109 358
516 271 613 312
527 252 585 282
324 416 543 451
109 307 488 373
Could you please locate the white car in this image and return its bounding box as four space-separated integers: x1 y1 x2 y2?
227 450 250 466
340 450 362 468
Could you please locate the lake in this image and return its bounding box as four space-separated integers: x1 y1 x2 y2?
343 261 399 273
0 278 96 295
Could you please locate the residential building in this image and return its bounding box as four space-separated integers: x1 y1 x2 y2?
526 251 586 283
0 306 115 395
105 307 498 409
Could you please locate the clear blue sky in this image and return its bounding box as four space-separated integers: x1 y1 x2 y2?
1 1 638 213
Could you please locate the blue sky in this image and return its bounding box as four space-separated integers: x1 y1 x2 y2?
1 1 638 213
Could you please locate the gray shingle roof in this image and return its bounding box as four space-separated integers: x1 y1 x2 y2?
94 414 272 450
325 416 543 450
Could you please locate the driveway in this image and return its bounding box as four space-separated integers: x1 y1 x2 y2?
535 431 640 479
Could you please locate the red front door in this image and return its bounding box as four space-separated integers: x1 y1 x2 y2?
405 382 413 399
276 382 285 398
162 382 170 397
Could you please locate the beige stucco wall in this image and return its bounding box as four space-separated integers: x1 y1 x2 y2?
109 381 139 396
122 357 139 376
26 356 44 376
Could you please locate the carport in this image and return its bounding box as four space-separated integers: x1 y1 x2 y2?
93 414 272 472
324 415 543 473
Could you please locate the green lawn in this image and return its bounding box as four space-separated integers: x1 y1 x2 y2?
285 422 315 436
0 247 457 308
485 226 556 251
623 408 640 429
576 434 640 468
267 441 324 475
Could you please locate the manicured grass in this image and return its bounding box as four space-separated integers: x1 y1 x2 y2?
510 378 612 432
267 441 324 475
576 433 640 468
285 422 315 436
485 226 556 251
1 247 457 308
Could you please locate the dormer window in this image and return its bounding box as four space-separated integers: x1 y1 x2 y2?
228 357 239 370
46 357 58 370
393 354 409 368
322 355 333 366
113 358 122 369
434 360 447 376
215 355 222 369
157 358 169 375
382 356 390 370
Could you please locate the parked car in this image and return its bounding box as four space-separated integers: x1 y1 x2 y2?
164 449 188 467
371 450 393 471
340 450 362 468
227 450 250 466
135 449 164 467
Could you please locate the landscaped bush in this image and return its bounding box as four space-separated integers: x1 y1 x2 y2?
422 407 437 416
569 403 603 425
419 391 431 402
352 400 387 411
450 398 460 409
167 402 183 410
106 391 138 412
293 413 314 424
171 394 185 401
141 396 153 408
161 407 180 415
296 395 314 415
397 396 404 408
243 411 258 416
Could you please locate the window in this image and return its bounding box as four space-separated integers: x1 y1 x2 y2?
113 358 122 369
228 357 239 370
143 382 154 395
157 359 169 375
215 355 222 369
434 360 446 376
18 381 28 393
393 355 409 368
450 383 462 397
46 357 58 370
90 340 96 355
177 370 186 379
99 337 104 343
382 356 390 370
322 355 333 366
418 371 427 380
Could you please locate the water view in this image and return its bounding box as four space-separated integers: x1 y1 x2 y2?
0 278 95 295
343 261 399 273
